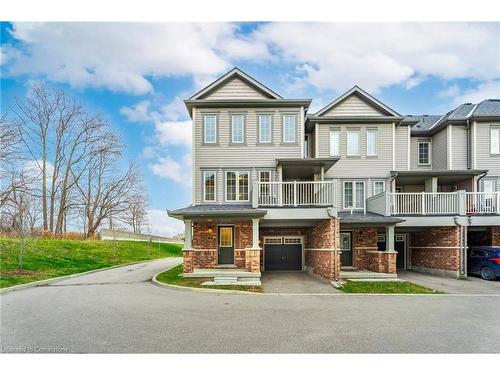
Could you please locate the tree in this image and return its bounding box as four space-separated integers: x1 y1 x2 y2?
0 115 21 207
121 189 149 234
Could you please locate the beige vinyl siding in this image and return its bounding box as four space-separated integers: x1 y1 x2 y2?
323 95 383 117
475 122 500 177
432 128 448 170
451 126 468 170
410 137 432 170
203 77 268 99
395 125 409 170
194 107 301 204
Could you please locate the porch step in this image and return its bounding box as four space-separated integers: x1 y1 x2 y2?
187 268 261 278
340 271 398 280
214 276 238 284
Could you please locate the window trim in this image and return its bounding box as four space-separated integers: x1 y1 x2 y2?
346 129 361 156
343 180 365 210
203 170 217 203
258 114 273 144
282 114 296 143
329 128 340 156
225 170 250 202
366 128 378 156
491 126 500 155
417 141 431 165
373 180 386 196
230 114 245 144
203 114 218 144
258 170 271 182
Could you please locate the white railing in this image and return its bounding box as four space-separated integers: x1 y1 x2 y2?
256 181 335 207
465 192 500 214
390 192 459 215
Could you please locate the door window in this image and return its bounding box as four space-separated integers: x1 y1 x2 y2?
219 227 233 247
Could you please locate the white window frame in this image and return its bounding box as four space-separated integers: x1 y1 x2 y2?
343 181 365 209
258 114 272 143
259 170 271 182
330 129 340 156
491 126 500 154
203 171 216 202
346 130 360 156
418 141 431 165
203 114 217 144
282 114 296 143
366 129 378 156
231 114 245 144
225 171 250 202
373 180 386 195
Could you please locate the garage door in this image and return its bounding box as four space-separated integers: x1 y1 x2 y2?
264 238 302 271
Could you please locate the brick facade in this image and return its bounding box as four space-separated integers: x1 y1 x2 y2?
493 227 500 246
352 228 378 270
365 251 397 274
410 227 460 273
304 219 341 280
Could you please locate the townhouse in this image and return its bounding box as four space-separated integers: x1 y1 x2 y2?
168 68 500 285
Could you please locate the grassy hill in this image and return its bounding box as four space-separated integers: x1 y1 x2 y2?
0 237 183 288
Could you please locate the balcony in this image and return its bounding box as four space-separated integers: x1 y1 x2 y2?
367 191 500 216
252 181 335 207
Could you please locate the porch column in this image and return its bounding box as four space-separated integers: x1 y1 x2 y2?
252 218 260 249
385 224 395 252
184 219 192 249
320 166 325 181
424 177 438 192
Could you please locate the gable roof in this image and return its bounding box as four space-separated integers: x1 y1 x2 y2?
188 67 283 100
314 86 401 117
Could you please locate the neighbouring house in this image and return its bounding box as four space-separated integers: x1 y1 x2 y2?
168 67 500 285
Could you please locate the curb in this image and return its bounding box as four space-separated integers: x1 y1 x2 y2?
1 257 182 294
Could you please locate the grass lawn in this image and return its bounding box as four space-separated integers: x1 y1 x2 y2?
155 264 263 293
338 280 443 294
0 237 183 288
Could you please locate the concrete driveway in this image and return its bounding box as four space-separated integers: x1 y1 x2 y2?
1 258 500 353
262 272 340 294
399 271 500 294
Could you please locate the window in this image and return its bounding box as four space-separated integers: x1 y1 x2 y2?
418 141 430 165
484 179 495 193
347 130 360 156
330 129 340 156
282 115 296 143
203 114 217 144
491 127 500 154
258 114 272 143
373 181 386 195
231 114 244 143
203 171 216 202
225 171 249 201
259 171 270 183
343 181 365 209
367 129 378 156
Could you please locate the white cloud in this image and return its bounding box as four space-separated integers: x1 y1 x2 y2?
155 120 192 147
149 154 192 187
438 84 460 98
146 209 184 237
451 80 500 105
120 100 154 122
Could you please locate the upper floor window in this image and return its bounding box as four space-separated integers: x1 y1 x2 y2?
491 127 500 154
418 141 430 165
373 180 386 195
282 115 296 143
347 130 360 156
231 114 245 144
225 171 249 202
258 114 272 143
343 181 365 209
203 171 216 202
203 114 217 144
367 129 378 156
330 129 340 156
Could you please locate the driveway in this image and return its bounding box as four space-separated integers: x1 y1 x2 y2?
262 271 340 294
1 258 500 353
399 271 500 294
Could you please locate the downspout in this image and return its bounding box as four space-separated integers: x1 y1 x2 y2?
466 119 471 169
454 216 468 280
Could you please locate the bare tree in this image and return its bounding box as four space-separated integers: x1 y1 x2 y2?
0 115 22 207
121 190 149 234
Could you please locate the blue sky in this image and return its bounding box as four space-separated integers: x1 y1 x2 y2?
1 22 499 235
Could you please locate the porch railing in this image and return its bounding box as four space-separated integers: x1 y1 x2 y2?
465 192 500 214
254 181 335 207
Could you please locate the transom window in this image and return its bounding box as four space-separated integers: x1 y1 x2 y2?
346 130 360 156
367 129 378 156
418 141 430 165
343 181 365 209
203 171 216 202
231 114 244 143
330 129 340 156
282 115 296 143
203 114 217 144
258 114 272 143
491 127 500 154
225 171 249 201
373 180 386 195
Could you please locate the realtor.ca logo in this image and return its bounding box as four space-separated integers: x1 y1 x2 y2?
1 346 69 353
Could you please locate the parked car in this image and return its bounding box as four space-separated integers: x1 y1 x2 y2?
467 247 500 280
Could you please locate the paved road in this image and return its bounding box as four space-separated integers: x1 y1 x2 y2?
1 258 499 353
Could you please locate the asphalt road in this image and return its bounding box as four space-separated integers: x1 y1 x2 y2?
1 258 499 353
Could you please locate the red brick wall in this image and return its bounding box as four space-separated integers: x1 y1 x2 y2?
183 250 217 273
492 227 500 246
305 250 338 279
192 222 217 249
352 228 378 270
365 251 397 274
410 227 460 271
304 219 340 280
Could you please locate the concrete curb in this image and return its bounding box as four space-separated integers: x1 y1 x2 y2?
1 257 182 294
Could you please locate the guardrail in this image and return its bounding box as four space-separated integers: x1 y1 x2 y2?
253 181 335 207
465 192 500 214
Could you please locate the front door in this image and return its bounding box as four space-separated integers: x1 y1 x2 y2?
218 226 234 265
340 232 353 267
395 235 406 269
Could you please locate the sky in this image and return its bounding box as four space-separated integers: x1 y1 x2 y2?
1 22 499 236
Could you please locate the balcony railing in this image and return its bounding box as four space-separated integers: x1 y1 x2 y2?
253 181 335 207
465 192 500 214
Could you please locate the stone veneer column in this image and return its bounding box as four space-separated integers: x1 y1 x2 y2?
305 218 340 280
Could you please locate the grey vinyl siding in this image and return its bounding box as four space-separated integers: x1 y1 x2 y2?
410 137 432 170
451 126 468 170
204 77 268 99
323 95 383 117
432 128 448 170
395 125 409 170
476 122 500 177
194 107 301 204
